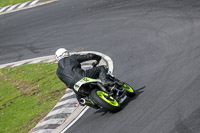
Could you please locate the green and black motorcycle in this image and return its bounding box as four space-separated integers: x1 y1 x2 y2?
74 67 135 112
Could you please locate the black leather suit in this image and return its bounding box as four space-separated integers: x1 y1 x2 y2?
56 53 108 104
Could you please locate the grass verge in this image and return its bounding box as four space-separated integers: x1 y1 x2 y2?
0 63 66 133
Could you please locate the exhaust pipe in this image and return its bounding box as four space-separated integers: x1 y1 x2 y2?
79 98 100 109
80 98 86 105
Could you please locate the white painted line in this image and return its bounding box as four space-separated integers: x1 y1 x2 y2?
17 1 30 9
30 60 43 64
6 4 20 11
54 98 77 108
0 5 11 12
12 62 26 67
60 106 89 133
45 59 56 63
29 0 40 6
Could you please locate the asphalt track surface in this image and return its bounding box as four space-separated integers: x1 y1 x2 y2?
1 0 200 133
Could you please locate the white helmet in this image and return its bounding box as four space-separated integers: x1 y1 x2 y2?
55 48 70 61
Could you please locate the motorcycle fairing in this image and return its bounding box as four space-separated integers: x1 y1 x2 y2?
74 77 101 92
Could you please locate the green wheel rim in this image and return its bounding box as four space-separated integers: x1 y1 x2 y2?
123 83 134 93
96 91 119 106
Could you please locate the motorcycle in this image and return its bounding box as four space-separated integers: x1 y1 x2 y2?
73 63 135 112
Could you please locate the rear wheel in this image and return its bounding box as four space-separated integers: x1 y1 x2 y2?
122 82 135 97
90 89 121 112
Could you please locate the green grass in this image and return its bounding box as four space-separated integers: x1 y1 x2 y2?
0 63 66 133
0 0 30 7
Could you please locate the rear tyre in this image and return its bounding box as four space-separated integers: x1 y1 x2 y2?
122 82 135 97
90 89 121 112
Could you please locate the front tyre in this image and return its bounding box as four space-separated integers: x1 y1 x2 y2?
122 82 135 97
90 89 121 112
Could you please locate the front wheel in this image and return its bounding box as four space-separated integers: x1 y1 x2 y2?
122 82 135 97
90 89 121 112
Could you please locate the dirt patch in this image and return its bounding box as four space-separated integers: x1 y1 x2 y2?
15 80 36 91
0 72 37 94
0 76 39 110
37 88 66 105
31 77 45 85
0 101 12 110
50 88 66 99
0 93 26 110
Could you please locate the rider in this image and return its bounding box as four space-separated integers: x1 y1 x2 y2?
55 48 114 106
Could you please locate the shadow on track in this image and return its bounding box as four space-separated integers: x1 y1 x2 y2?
93 86 146 115
121 86 145 109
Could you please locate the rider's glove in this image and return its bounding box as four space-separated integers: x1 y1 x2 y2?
92 61 99 67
